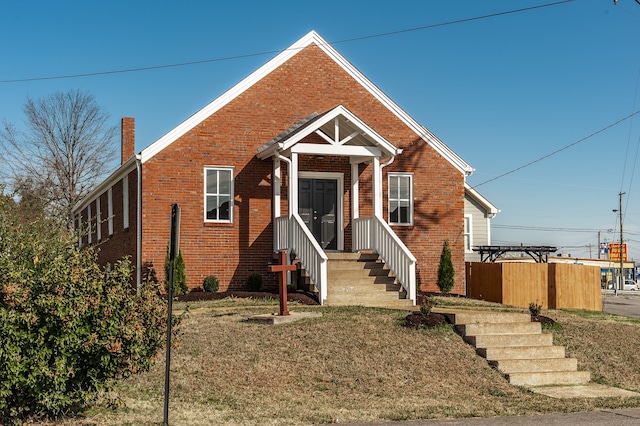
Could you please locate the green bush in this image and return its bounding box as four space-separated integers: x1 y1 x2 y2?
0 194 172 424
164 245 188 295
247 273 263 291
437 240 455 294
203 275 219 292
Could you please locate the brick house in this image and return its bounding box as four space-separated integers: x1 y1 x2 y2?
73 31 480 305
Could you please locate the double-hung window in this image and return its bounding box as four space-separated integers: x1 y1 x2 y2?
388 173 413 226
464 214 473 252
205 167 233 222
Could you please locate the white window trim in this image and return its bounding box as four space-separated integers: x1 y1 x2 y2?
388 172 414 226
107 187 114 236
464 214 473 253
123 175 129 230
96 197 102 241
87 204 92 244
204 166 234 223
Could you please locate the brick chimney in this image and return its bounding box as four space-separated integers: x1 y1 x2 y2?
121 117 135 164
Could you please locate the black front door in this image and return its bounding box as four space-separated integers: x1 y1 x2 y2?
299 178 337 250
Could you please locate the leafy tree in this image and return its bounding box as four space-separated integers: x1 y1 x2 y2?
437 240 455 293
0 193 172 424
0 90 117 228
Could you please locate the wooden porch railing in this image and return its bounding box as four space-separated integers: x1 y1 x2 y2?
274 214 328 304
353 216 417 304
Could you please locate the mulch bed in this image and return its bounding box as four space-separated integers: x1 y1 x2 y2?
175 289 320 305
402 312 450 328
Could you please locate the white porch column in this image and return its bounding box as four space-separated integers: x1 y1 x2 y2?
290 152 299 217
372 156 382 217
351 162 359 220
273 158 281 218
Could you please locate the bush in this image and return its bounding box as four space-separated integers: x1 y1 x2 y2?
437 240 455 293
203 275 219 292
529 302 542 317
0 194 172 424
164 245 188 295
420 297 436 316
247 273 263 291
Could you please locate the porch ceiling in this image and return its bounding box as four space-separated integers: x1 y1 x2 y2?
256 105 401 160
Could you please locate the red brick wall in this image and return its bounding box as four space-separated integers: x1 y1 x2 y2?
139 43 466 294
80 168 139 280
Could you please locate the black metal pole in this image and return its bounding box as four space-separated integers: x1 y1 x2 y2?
164 204 180 425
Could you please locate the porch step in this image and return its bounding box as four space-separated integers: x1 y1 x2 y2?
443 310 590 387
324 252 411 309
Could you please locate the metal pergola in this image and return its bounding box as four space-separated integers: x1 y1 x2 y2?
473 245 558 263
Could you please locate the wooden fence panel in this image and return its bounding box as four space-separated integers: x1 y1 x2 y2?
549 263 601 311
466 262 503 303
465 262 602 311
502 263 548 309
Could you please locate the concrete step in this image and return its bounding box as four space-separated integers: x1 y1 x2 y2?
323 298 413 308
328 268 392 278
442 310 532 326
478 345 567 361
327 283 400 295
327 260 386 270
326 252 379 261
327 286 401 300
465 333 554 349
506 371 591 387
327 276 395 288
489 357 578 374
457 322 542 336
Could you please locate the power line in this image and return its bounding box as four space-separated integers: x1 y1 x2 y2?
0 0 575 84
472 109 640 188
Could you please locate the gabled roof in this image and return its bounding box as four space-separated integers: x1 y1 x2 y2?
465 182 499 215
257 105 401 160
139 30 474 175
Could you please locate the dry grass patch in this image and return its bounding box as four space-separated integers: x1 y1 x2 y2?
32 303 640 425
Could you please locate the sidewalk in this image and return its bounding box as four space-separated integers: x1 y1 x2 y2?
330 408 640 426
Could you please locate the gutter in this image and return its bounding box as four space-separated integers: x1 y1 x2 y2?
136 154 142 293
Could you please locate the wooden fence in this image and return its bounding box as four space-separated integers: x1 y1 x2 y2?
466 262 602 311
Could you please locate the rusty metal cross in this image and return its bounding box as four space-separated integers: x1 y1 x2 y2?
268 250 296 316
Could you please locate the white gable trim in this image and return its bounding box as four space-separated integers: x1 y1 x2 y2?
140 30 474 175
465 182 499 215
140 32 322 163
257 105 399 160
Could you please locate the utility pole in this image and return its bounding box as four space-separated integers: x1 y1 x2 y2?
613 192 625 296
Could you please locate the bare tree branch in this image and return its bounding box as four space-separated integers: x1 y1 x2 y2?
0 90 117 227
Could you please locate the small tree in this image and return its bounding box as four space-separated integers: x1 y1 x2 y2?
165 245 188 295
437 240 455 293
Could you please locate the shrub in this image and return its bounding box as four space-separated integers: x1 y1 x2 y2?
203 275 219 292
0 194 173 424
437 240 455 293
247 273 263 291
164 245 188 295
529 302 542 317
420 297 436 316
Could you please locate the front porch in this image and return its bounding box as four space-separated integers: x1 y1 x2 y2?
259 106 417 306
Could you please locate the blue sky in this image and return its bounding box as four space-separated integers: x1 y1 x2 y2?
1 0 639 261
